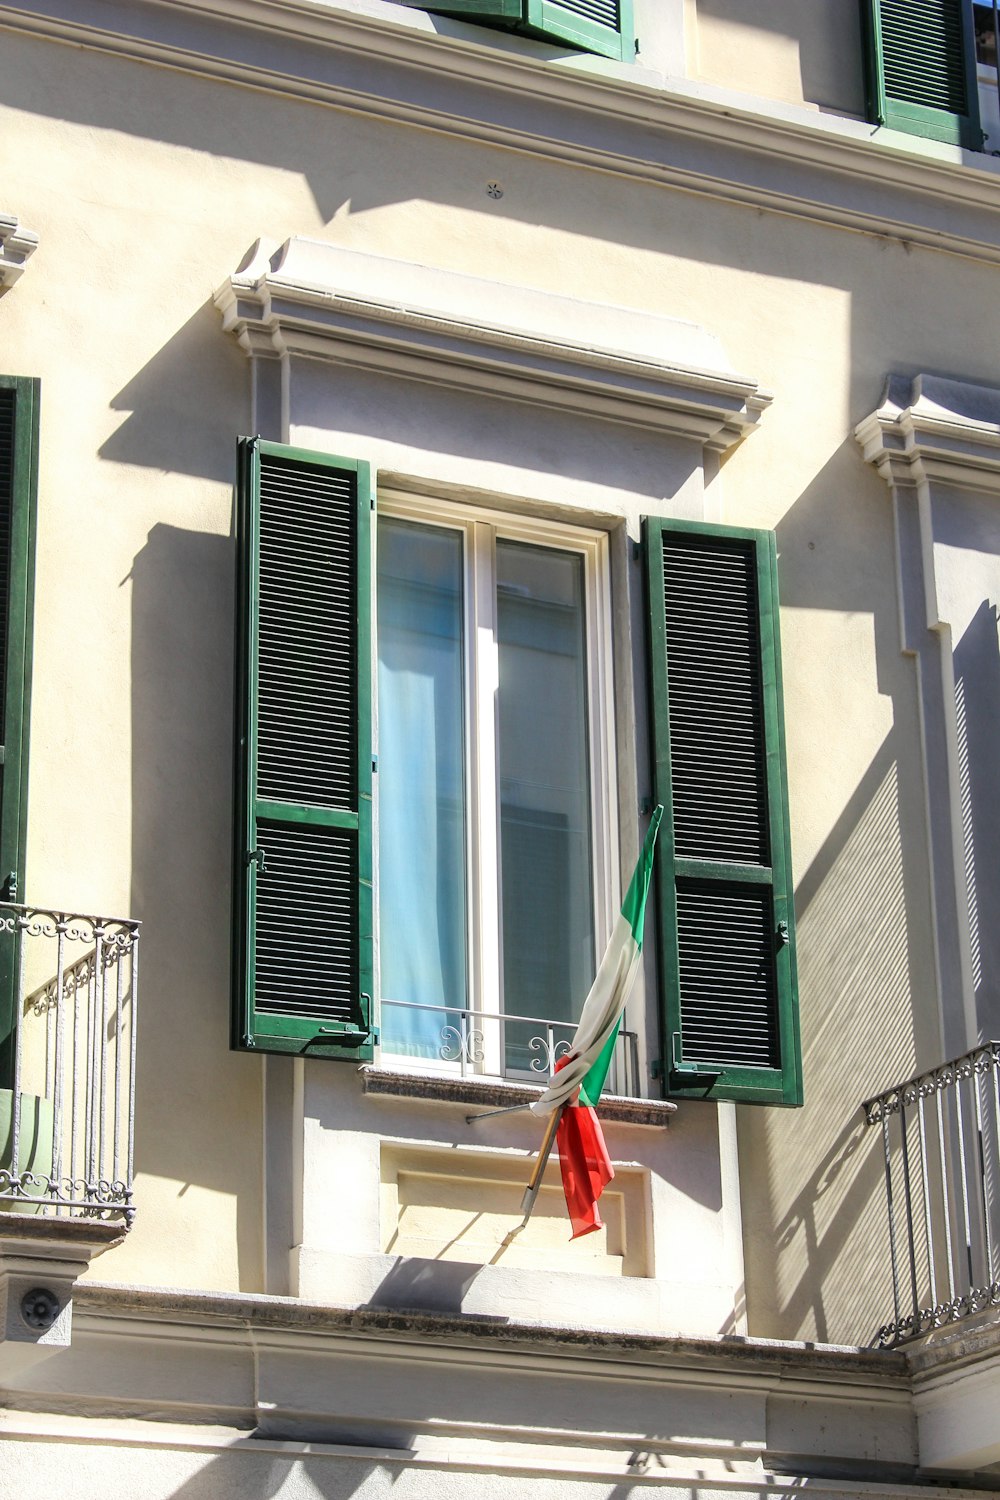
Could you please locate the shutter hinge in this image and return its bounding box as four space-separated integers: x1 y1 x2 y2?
650 1058 662 1080
776 921 790 947
246 848 267 873
2 870 17 902
372 754 378 773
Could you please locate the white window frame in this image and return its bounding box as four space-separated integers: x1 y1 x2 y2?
375 488 620 1081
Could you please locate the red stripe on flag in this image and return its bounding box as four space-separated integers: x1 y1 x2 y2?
556 1104 614 1240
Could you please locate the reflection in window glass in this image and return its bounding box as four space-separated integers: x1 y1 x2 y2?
496 540 595 1069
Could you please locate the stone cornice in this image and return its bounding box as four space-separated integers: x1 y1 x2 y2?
856 375 1000 494
215 238 772 450
0 212 38 288
77 1280 902 1383
5 0 1000 265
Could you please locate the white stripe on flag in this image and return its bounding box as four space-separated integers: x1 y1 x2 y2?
529 910 641 1117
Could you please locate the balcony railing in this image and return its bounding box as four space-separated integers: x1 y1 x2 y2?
381 997 640 1098
0 904 139 1223
864 1041 1000 1346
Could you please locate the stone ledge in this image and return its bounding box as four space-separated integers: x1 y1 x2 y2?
75 1280 901 1382
359 1066 677 1126
0 1214 127 1255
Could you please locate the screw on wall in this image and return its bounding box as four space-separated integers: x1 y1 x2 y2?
21 1287 61 1332
487 183 504 199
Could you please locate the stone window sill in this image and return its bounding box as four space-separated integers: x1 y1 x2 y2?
359 1065 676 1126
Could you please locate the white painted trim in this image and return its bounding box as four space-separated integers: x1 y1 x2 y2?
856 375 1000 495
0 1409 935 1497
217 240 770 452
0 212 38 289
9 0 1000 265
856 374 1000 1059
0 1283 933 1491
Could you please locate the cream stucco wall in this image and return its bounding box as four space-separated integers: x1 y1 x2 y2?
692 0 867 115
1 1 998 1352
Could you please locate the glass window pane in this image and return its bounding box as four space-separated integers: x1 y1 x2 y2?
378 518 467 1060
496 540 595 1069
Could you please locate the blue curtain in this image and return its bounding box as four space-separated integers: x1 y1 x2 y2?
377 519 467 1058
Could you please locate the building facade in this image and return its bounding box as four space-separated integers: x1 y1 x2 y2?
2 0 1000 1493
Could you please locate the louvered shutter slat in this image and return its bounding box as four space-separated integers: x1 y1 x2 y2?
232 440 374 1058
646 520 802 1107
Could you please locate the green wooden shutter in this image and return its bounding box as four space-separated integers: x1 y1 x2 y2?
0 378 38 1086
645 519 802 1107
861 0 981 148
402 0 634 61
233 439 375 1060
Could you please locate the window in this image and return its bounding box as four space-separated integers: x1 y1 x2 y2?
0 377 39 1085
376 492 617 1080
400 0 635 64
975 3 998 66
860 0 982 148
232 441 802 1106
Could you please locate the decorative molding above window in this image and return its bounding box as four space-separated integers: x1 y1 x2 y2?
856 373 1000 492
215 239 772 454
0 214 39 291
856 371 1000 1062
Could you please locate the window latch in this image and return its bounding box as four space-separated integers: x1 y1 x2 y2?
309 1024 375 1049
671 1032 722 1082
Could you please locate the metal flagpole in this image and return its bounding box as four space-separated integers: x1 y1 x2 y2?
519 1105 564 1223
465 1101 534 1124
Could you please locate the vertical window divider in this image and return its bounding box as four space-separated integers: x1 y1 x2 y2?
470 519 503 1076
585 531 621 977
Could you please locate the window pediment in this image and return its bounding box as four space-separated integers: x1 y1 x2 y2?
215 238 771 455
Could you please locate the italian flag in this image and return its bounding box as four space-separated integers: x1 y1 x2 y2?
531 806 663 1238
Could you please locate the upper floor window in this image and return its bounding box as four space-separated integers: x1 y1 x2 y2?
399 0 635 63
231 441 803 1107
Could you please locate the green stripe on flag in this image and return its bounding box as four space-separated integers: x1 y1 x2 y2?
579 806 663 1107
622 804 662 948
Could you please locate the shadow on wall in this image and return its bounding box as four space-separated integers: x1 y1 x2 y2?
953 601 1000 1043
695 0 866 115
128 520 263 1291
740 730 929 1346
99 301 245 484
162 1454 395 1500
363 1254 507 1316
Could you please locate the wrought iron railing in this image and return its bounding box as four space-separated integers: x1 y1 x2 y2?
381 997 640 1098
0 904 139 1223
864 1041 1000 1346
